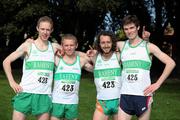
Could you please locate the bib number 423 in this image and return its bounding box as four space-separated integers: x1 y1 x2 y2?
62 84 74 92
102 81 115 88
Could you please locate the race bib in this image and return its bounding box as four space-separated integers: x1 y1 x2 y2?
59 81 76 93
37 72 50 84
98 77 119 89
125 70 139 83
38 76 48 84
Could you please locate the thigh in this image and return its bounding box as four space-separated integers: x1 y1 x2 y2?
93 109 108 120
118 107 132 120
50 116 60 120
12 110 26 120
138 105 151 120
112 113 118 120
37 113 49 120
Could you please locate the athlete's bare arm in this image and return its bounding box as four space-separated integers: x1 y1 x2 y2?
79 52 94 72
52 42 63 56
144 43 176 96
3 41 31 93
116 41 125 52
83 62 94 72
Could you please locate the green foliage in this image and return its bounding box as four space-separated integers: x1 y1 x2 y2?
116 28 126 41
0 0 50 37
77 0 122 13
0 23 22 36
15 4 48 20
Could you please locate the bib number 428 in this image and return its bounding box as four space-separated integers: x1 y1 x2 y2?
38 77 48 84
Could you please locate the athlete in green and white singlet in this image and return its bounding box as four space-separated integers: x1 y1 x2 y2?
52 55 81 104
20 41 54 94
94 53 122 100
120 40 152 96
3 16 60 119
118 15 175 120
89 31 122 120
50 34 94 120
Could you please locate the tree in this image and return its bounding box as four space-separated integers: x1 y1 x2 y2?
0 0 50 50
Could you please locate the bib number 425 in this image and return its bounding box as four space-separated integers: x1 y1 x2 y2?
127 74 138 81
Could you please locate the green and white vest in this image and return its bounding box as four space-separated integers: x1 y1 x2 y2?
20 42 54 94
52 55 81 104
120 40 152 96
94 53 122 100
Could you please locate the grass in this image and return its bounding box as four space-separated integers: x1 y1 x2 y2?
0 70 180 120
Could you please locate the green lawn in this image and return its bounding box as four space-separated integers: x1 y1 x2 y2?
0 70 180 120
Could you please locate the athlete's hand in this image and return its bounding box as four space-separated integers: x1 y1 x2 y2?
86 45 97 57
10 81 23 93
142 26 150 41
144 82 160 96
56 46 65 57
53 43 65 57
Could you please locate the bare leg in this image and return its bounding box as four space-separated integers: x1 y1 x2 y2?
138 106 151 120
50 116 60 120
50 116 78 120
112 113 118 120
118 107 132 120
12 110 26 120
93 109 108 120
37 113 49 120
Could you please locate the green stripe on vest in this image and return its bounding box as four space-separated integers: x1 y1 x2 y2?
25 61 54 71
54 73 81 81
94 68 121 78
123 60 151 70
